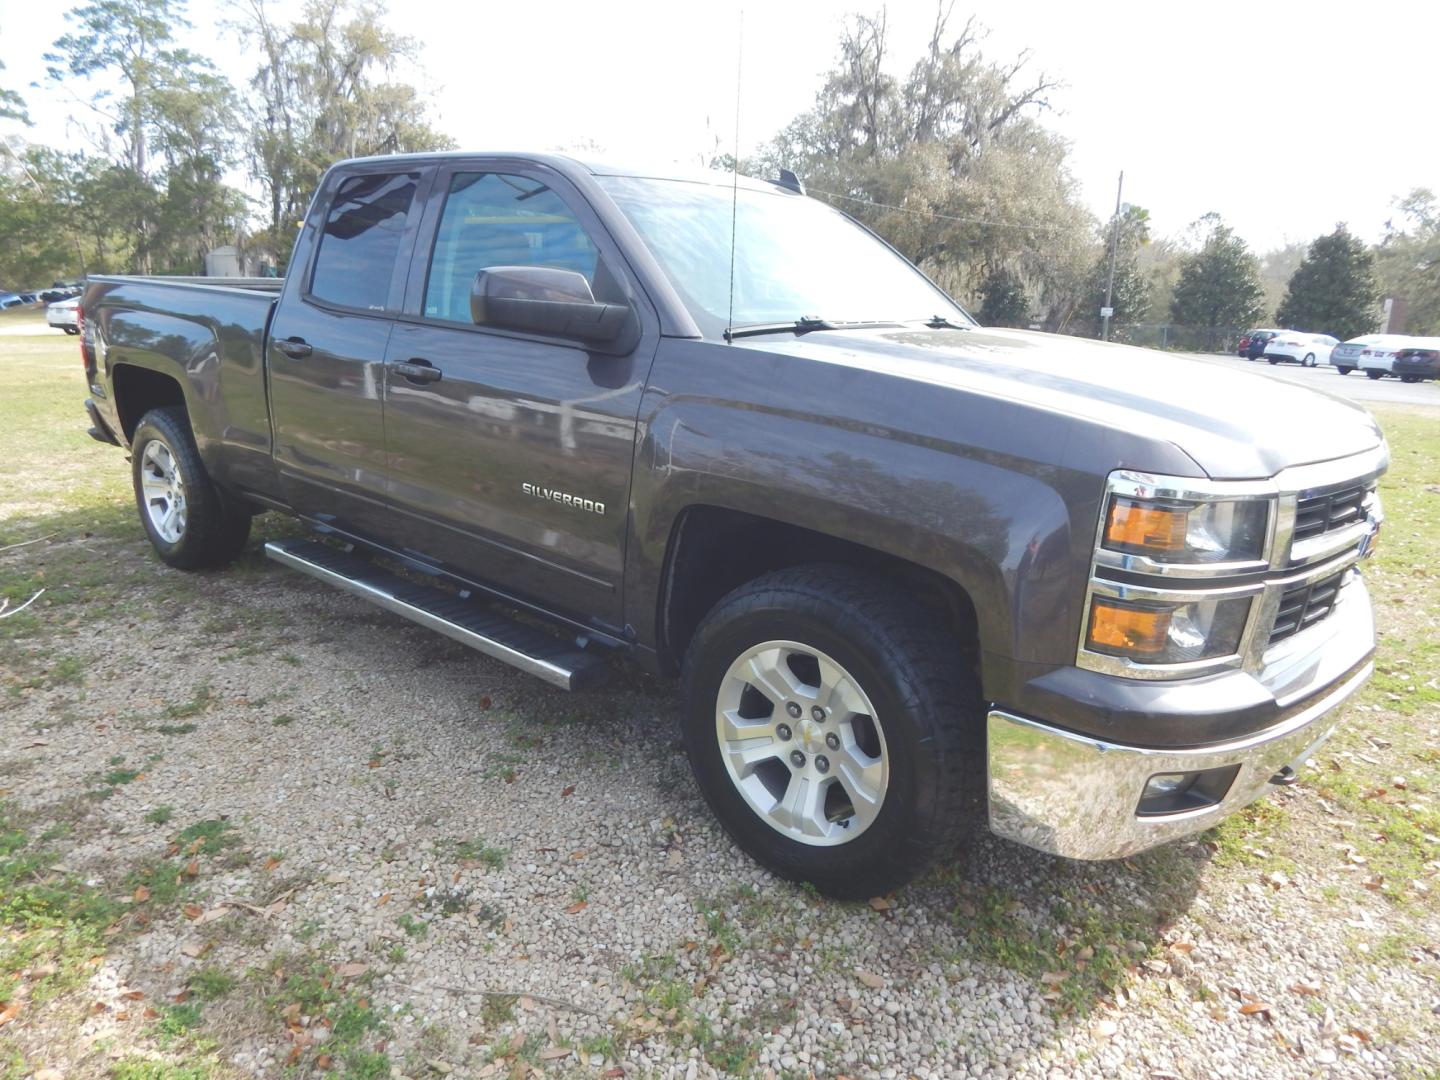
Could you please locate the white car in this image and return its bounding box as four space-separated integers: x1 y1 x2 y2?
46 296 80 335
1353 335 1411 380
1327 334 1404 376
1264 331 1338 367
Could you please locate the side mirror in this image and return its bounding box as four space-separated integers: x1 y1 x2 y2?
470 266 631 347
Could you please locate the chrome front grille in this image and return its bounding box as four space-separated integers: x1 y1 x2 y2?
1293 483 1370 543
1268 570 1347 646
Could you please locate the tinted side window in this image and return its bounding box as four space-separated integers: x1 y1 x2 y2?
310 172 419 311
423 172 603 323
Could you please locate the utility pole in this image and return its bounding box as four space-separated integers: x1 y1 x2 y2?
1101 170 1124 342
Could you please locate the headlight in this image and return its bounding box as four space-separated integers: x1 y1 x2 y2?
1086 594 1251 664
1103 495 1269 565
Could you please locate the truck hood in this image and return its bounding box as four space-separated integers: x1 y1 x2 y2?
743 325 1384 479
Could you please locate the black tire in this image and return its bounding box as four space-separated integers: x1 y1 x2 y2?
680 565 983 899
1336 366 1352 375
131 407 251 569
1366 369 1384 380
1268 358 1279 365
1303 353 1316 368
62 326 79 335
1400 374 1420 384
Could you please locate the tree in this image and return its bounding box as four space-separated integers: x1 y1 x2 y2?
1085 204 1151 337
0 58 29 125
45 0 244 272
232 0 455 268
977 268 1028 326
756 5 1095 327
1374 188 1440 335
1169 214 1264 351
1275 225 1378 339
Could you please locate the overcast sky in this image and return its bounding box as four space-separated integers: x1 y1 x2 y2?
1 0 1435 251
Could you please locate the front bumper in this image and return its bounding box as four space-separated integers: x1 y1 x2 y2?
987 573 1375 859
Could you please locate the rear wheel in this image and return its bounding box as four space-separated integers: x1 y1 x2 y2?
1336 366 1352 375
1366 369 1384 380
1400 374 1421 384
131 407 252 569
1303 353 1317 368
1268 358 1279 365
681 565 982 899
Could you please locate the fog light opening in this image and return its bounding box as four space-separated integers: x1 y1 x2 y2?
1137 765 1240 817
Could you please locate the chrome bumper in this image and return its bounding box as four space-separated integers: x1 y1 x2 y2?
987 577 1375 860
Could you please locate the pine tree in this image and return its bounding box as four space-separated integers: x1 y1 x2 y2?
1276 225 1380 340
1169 214 1265 351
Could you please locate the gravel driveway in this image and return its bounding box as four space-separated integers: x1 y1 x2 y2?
3 521 1437 1080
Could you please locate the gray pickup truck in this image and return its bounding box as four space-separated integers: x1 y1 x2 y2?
78 152 1386 897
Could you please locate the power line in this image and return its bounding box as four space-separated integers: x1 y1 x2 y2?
807 185 1093 234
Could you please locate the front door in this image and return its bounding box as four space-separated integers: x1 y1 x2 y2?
268 167 427 538
381 164 657 628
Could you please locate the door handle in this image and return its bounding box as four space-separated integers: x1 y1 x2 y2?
394 359 442 384
274 337 313 359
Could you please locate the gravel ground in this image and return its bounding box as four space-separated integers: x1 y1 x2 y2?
3 530 1437 1080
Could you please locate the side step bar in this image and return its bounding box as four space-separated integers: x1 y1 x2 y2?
264 539 608 691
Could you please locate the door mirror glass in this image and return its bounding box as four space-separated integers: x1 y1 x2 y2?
470 266 630 344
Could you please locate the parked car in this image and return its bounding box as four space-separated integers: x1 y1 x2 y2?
1238 328 1282 360
0 292 25 310
1392 339 1440 383
46 296 80 334
1265 332 1339 367
1354 336 1412 379
77 152 1387 897
1328 334 1406 375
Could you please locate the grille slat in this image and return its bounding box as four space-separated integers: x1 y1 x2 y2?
1268 570 1347 647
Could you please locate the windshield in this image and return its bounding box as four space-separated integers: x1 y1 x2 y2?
598 175 971 337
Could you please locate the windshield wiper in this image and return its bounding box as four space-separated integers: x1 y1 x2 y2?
724 317 902 341
922 314 969 330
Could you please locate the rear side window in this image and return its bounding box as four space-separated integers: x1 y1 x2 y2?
423 172 604 324
310 172 419 311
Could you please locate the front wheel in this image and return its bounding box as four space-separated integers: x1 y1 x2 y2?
1303 353 1317 367
62 326 79 335
681 566 982 899
1366 369 1385 380
1400 375 1421 384
1268 358 1279 365
131 407 252 569
1336 366 1353 375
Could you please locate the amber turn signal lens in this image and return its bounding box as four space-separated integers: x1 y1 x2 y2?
1104 498 1188 553
1087 600 1171 655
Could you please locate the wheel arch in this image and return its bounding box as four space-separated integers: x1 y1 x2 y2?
112 363 188 445
655 504 983 679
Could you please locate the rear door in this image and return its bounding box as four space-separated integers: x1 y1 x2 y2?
268 165 431 538
380 161 658 628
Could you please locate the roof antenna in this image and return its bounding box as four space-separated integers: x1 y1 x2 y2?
724 10 743 343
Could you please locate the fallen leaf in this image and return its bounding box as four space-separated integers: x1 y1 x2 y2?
0 1003 19 1026
1239 1001 1272 1016
132 885 150 903
539 1048 571 1061
336 963 368 979
518 995 536 1012
561 785 576 797
564 901 587 915
194 907 229 925
173 990 190 1003
867 896 892 912
316 1055 333 1070
179 942 208 959
1040 971 1070 985
854 969 886 989
184 859 199 877
1289 980 1323 996
264 856 282 872
507 1031 526 1054
121 990 144 1001
376 893 392 906
182 904 204 920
